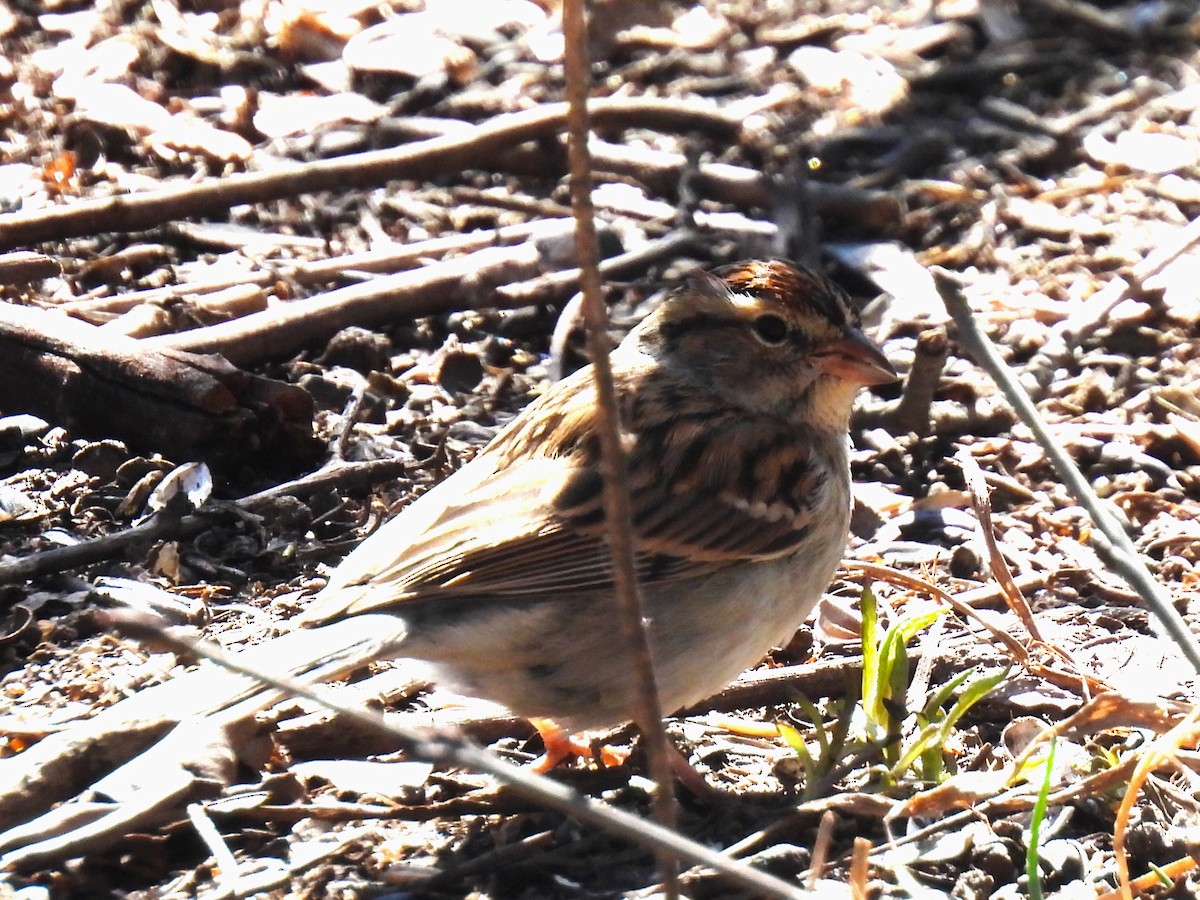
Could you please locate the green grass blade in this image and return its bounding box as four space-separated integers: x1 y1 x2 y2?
921 666 978 720
778 720 817 788
1026 737 1057 900
860 585 882 725
792 693 832 760
938 667 1009 738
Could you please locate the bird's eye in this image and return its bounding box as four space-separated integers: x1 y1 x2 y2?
752 314 789 345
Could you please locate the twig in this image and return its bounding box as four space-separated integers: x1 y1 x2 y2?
934 268 1200 675
106 611 809 900
0 510 218 587
1023 0 1138 40
0 99 739 251
844 561 1030 664
421 829 559 890
143 230 695 369
0 252 60 284
1129 213 1200 291
495 228 696 307
144 243 546 365
845 560 1114 697
1023 215 1200 397
954 572 1046 608
1112 703 1200 897
807 810 838 889
878 325 947 435
849 836 871 899
99 284 268 338
59 219 577 319
562 0 679 894
186 803 241 891
333 382 370 462
1098 858 1199 900
1022 274 1131 396
956 449 1045 642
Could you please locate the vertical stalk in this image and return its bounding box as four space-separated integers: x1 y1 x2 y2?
561 0 680 893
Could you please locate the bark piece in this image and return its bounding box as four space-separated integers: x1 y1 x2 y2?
0 302 318 469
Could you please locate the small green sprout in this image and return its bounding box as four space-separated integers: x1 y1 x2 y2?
782 584 1008 791
1026 737 1057 900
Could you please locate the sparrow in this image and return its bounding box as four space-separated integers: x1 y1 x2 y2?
299 259 897 764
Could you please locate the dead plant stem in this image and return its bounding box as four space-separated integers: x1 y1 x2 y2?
106 612 807 900
562 0 679 892
934 268 1200 675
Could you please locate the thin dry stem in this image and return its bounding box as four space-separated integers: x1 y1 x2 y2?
104 612 810 900
843 561 1030 663
849 836 872 899
1096 856 1199 900
562 0 679 891
807 810 837 889
933 268 1200 675
883 325 947 435
1113 702 1200 898
956 449 1044 641
844 560 1115 697
1130 213 1200 288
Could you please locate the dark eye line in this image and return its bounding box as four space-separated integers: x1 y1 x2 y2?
661 312 818 353
659 316 742 346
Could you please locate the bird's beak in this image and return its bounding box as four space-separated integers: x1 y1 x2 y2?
815 328 898 386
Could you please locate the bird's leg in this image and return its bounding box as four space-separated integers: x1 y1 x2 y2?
529 718 720 799
527 718 630 772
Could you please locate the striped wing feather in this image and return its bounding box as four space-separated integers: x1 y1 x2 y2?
305 367 821 620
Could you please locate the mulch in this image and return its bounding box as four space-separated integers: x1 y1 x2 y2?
1 0 1199 896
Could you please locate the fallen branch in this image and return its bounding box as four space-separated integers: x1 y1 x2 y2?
59 218 578 320
142 242 547 364
0 99 739 251
136 241 539 362
0 252 60 285
144 229 697 368
0 302 317 468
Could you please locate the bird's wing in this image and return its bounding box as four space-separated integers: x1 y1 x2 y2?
303 366 831 621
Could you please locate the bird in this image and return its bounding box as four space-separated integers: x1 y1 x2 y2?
299 259 897 769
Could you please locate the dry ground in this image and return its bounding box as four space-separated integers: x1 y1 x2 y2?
1 0 1200 897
